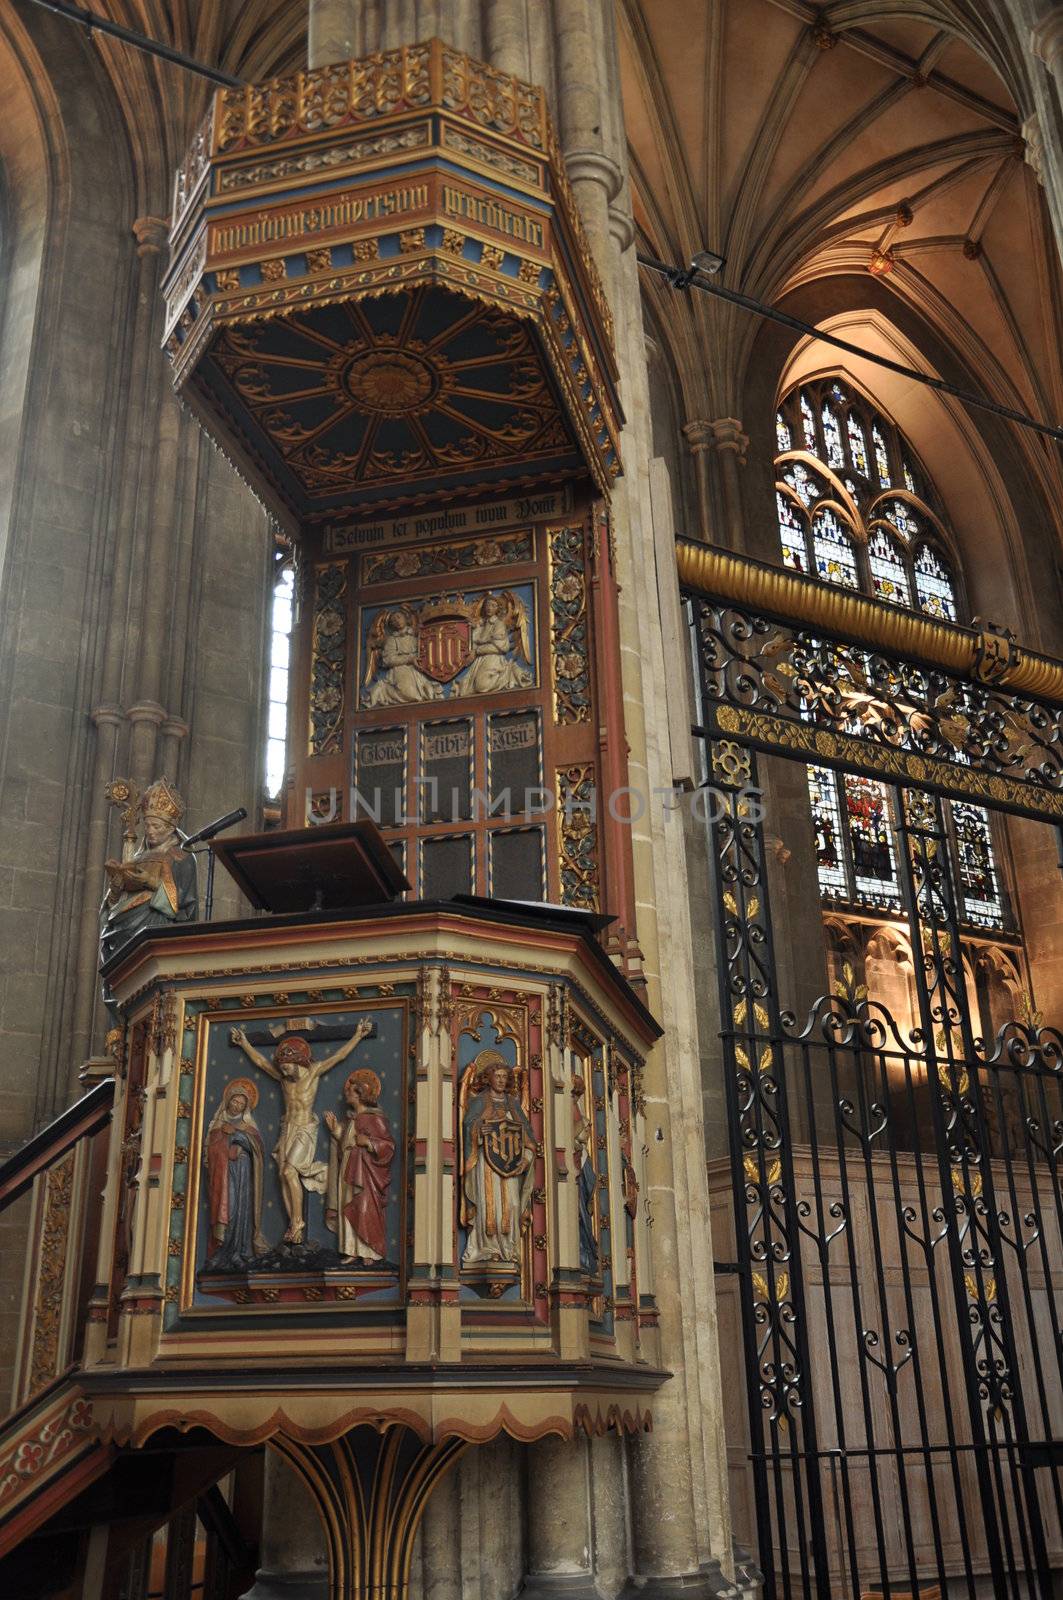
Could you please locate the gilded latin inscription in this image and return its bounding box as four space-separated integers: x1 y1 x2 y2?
209 183 431 257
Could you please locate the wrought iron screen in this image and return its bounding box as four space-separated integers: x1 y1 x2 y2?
685 569 1063 1600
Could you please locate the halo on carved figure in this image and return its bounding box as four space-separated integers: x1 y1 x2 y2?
274 1035 313 1067
346 1067 382 1105
221 1076 259 1110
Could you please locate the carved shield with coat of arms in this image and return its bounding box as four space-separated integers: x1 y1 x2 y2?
482 1113 531 1179
418 614 472 683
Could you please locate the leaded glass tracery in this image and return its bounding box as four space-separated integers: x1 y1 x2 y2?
868 526 911 607
822 404 844 468
800 393 817 451
808 766 849 901
847 414 869 476
846 775 901 909
873 425 891 486
914 541 958 621
953 802 1005 929
777 491 807 572
804 770 1008 931
775 378 959 623
811 508 858 587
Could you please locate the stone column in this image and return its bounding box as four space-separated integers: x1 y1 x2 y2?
246 1448 329 1599
69 214 169 1074
681 421 716 543
1032 8 1063 85
708 418 749 551
584 1 736 1587
308 0 359 69
522 1436 596 1599
681 418 746 547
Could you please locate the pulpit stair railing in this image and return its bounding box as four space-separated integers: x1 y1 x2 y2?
679 540 1063 1600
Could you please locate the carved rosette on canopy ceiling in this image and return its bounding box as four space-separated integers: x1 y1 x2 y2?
163 40 621 532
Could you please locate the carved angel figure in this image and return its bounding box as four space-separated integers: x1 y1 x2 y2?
453 592 533 698
363 607 443 707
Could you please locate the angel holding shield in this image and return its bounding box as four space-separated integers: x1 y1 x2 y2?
363 606 443 707
453 592 533 698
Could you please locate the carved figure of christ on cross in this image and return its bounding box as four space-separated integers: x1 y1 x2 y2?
229 1019 374 1245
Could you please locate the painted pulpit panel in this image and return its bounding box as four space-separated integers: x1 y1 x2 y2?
452 990 546 1312
170 998 410 1321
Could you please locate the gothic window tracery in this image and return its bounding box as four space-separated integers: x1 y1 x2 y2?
785 384 1016 1015
775 378 959 621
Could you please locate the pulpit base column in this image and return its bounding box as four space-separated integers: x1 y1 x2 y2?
273 1425 469 1600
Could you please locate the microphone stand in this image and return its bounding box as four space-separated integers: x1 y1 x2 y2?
182 807 248 922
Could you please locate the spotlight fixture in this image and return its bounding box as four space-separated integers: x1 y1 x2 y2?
691 250 726 276
667 248 727 288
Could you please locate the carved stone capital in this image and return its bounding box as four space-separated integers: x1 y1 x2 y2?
1032 8 1063 80
91 703 124 729
681 419 716 457
132 216 169 257
564 149 623 204
1022 113 1045 185
125 700 167 728
708 417 750 462
160 716 190 743
683 417 748 462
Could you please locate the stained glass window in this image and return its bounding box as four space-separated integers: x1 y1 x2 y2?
266 563 295 800
812 509 858 588
844 776 901 909
822 404 845 468
776 378 961 627
847 414 869 476
913 543 958 620
783 461 819 507
777 492 808 572
801 393 817 452
868 526 912 607
808 767 848 900
952 803 1005 928
805 777 1008 928
880 497 920 540
873 426 891 486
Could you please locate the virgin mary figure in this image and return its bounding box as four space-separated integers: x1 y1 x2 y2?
460 1051 536 1269
204 1078 269 1271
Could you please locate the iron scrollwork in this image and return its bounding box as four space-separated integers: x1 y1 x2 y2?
710 748 826 1548
689 597 1063 820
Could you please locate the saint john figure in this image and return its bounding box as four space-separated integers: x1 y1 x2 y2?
204 1078 269 1271
324 1068 395 1264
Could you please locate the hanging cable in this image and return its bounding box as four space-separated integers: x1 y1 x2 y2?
23 0 243 88
638 251 1063 446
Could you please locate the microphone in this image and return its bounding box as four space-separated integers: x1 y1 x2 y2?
182 807 248 848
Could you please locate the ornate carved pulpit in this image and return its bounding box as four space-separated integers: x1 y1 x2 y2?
37 45 666 1597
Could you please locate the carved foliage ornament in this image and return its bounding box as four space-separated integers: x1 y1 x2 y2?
549 526 591 724
310 562 347 756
